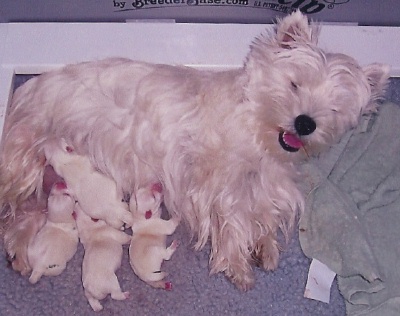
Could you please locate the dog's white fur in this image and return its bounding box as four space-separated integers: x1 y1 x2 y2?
44 138 133 229
3 196 47 275
129 184 179 289
74 204 131 311
0 11 390 290
27 182 78 283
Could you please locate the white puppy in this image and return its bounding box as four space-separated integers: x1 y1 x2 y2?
129 184 179 290
74 204 131 312
44 139 133 229
27 182 78 284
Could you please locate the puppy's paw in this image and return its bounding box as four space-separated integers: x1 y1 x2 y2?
88 299 103 312
111 291 130 301
28 270 42 284
165 281 172 291
170 239 179 250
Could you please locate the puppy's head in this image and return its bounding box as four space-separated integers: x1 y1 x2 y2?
245 10 390 162
43 138 75 166
131 184 163 219
47 182 76 223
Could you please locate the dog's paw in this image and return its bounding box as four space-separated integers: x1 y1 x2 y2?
211 258 255 291
226 268 255 292
253 236 280 271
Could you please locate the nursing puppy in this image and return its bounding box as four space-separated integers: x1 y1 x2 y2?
74 204 131 312
27 182 78 284
129 184 179 289
0 11 390 290
44 139 133 229
3 165 64 275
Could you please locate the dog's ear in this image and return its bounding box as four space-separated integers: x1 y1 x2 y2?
362 63 391 112
276 10 318 48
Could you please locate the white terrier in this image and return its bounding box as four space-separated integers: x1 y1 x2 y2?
27 182 78 284
43 138 133 229
129 183 179 290
74 204 131 312
0 11 390 290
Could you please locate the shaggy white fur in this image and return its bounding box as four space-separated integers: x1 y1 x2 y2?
0 11 390 290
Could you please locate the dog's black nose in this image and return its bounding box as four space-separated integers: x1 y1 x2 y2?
294 114 316 136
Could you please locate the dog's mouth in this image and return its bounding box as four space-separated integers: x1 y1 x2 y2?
278 131 303 152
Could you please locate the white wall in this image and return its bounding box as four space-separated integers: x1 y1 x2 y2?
1 22 400 136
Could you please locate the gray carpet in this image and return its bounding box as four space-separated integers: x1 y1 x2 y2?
1 75 399 316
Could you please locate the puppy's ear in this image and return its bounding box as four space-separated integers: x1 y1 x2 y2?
362 63 390 113
276 10 318 48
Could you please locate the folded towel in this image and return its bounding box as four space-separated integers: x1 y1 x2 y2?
300 102 400 316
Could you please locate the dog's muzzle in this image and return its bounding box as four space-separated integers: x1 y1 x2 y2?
279 114 316 152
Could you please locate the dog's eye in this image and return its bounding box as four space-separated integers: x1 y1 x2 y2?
291 81 298 90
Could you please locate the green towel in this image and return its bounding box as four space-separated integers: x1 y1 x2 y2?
299 102 400 316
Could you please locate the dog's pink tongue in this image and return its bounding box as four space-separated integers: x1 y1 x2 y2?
283 132 303 149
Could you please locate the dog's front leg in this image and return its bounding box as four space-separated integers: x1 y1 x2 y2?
208 211 255 291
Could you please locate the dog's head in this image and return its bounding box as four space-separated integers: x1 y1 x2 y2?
245 10 390 162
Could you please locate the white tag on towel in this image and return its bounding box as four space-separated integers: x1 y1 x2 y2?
304 259 336 304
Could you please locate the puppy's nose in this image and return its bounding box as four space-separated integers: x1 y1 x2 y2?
294 114 316 136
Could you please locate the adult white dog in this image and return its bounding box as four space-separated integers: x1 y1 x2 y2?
0 11 389 290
